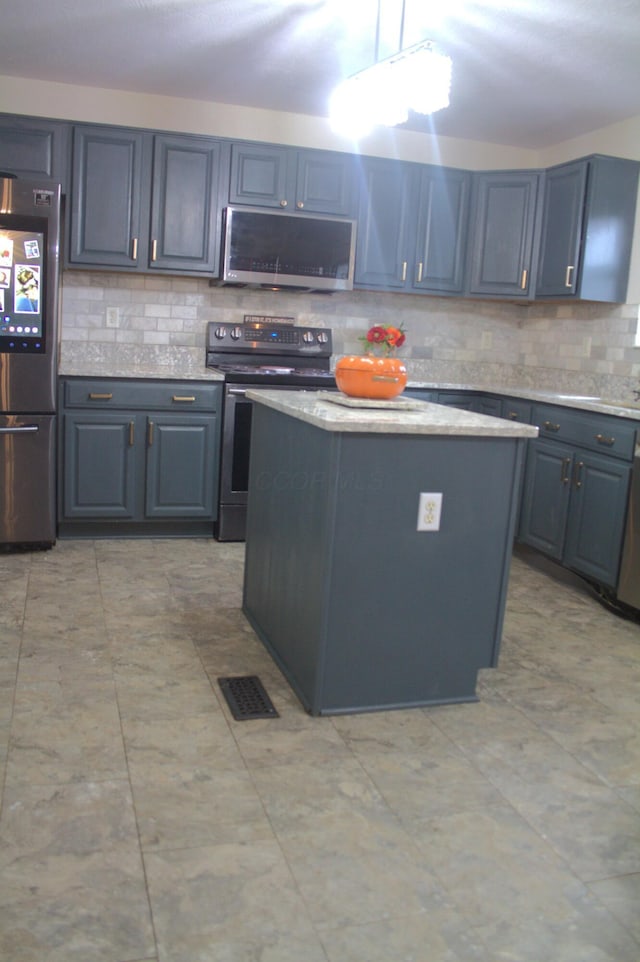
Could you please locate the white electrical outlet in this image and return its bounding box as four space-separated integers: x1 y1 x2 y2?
106 307 119 328
417 492 442 531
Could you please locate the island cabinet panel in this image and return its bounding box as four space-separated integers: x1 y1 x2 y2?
466 170 540 298
243 403 526 715
0 114 71 191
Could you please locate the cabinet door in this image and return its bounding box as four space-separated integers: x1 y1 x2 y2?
436 392 475 409
295 150 357 216
467 171 539 297
518 439 572 559
564 452 631 587
229 143 289 209
354 159 412 290
413 167 470 293
62 412 137 518
473 395 502 417
69 126 150 267
149 134 224 274
145 414 217 518
535 161 586 297
0 115 70 191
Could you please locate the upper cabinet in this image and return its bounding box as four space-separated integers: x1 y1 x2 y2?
229 142 357 216
535 155 640 302
354 157 470 294
0 115 70 191
68 125 228 275
466 171 540 299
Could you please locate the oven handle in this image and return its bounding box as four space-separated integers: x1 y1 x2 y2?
227 387 249 397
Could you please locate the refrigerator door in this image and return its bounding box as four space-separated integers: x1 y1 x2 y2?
0 414 56 545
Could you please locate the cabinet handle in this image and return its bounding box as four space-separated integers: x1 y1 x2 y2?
507 411 519 420
401 261 407 282
279 199 288 207
296 201 304 209
565 265 574 288
542 420 561 432
89 392 113 400
574 460 584 488
595 433 615 446
520 268 528 290
151 239 158 262
131 237 138 260
147 420 154 446
172 395 196 403
561 456 571 484
128 421 135 446
416 262 423 283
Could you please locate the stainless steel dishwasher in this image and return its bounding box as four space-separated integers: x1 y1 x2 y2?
617 443 640 609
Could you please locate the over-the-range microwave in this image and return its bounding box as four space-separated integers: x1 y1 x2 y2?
218 206 356 292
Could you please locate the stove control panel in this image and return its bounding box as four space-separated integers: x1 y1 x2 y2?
207 321 332 356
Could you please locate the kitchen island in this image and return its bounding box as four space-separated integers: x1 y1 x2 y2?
242 390 538 715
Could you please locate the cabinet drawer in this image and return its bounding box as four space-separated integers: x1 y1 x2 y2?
533 403 637 461
501 397 532 423
63 378 221 412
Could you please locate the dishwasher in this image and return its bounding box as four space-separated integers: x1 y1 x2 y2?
617 443 640 610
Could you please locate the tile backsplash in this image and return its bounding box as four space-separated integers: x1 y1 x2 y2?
60 271 640 403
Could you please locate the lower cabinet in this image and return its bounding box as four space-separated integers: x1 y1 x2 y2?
518 406 635 588
58 378 222 536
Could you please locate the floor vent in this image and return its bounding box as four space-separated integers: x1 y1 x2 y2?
217 675 279 720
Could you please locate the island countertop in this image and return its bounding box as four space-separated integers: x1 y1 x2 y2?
246 389 540 437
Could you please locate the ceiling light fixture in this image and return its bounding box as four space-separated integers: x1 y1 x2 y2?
329 2 452 138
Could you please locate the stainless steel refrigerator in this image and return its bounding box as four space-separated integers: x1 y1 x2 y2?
0 176 61 549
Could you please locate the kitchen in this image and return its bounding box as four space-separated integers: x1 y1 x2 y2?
1 1 640 960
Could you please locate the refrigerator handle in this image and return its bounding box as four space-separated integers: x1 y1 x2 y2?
0 424 39 435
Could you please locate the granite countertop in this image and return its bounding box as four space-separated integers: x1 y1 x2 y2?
246 389 539 437
407 380 640 421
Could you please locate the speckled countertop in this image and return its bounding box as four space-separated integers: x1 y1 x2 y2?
58 344 640 421
246 390 539 437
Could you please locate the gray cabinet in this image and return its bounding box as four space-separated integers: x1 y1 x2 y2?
69 125 150 268
229 142 357 216
518 403 635 587
466 171 540 298
0 114 70 191
535 155 640 302
355 158 470 294
69 126 227 275
59 378 222 536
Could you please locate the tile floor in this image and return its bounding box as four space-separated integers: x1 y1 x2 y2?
0 538 639 962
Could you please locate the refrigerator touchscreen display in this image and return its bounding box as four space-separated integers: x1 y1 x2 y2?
0 227 46 352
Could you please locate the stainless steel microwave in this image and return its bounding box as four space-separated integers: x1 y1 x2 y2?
219 206 356 292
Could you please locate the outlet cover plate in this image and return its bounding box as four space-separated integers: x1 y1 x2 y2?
417 492 442 531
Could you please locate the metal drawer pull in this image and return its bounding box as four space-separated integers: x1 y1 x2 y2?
131 237 138 260
89 393 113 400
0 424 38 434
147 420 154 446
416 262 423 283
401 261 407 282
151 239 158 262
561 457 571 484
520 268 528 290
565 265 574 287
507 411 519 420
542 420 560 432
574 460 584 488
595 433 615 446
128 421 135 446
172 395 196 402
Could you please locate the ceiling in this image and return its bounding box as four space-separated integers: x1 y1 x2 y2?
1 0 639 149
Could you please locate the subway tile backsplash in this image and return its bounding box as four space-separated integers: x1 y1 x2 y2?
60 271 640 403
